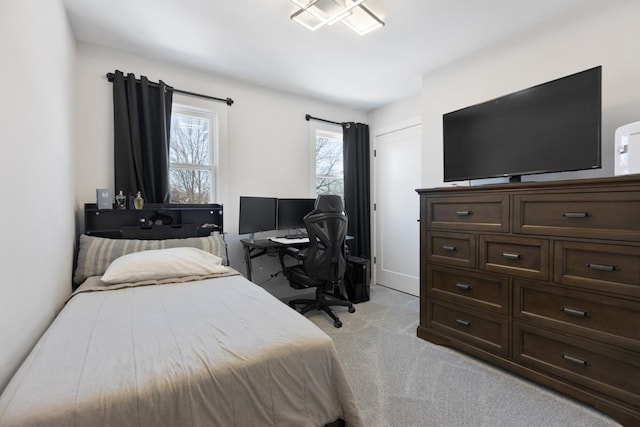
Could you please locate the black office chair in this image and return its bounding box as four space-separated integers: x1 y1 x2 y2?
278 194 355 328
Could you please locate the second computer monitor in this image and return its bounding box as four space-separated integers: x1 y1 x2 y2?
277 198 316 230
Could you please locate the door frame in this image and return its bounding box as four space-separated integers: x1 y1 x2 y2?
371 116 422 289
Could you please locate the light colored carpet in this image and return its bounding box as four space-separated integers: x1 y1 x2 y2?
304 284 621 427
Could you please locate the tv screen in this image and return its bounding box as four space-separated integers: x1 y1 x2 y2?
277 198 316 230
443 66 601 182
238 196 277 235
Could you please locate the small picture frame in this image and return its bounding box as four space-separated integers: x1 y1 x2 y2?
96 188 113 210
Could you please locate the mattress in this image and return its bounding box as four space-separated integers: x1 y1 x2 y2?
0 274 363 427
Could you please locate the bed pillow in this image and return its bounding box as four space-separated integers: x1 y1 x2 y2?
74 233 226 285
100 247 227 284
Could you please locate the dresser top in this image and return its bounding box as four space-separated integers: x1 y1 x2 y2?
416 174 640 195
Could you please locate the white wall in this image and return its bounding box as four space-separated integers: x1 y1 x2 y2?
421 0 640 188
0 0 75 391
369 93 421 131
74 43 367 298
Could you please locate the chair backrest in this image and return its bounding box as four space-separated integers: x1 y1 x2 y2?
302 195 348 283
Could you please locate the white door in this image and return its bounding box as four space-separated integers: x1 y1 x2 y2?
374 122 421 296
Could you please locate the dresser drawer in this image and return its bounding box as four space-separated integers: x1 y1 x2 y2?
427 231 476 268
427 300 508 356
427 195 509 232
513 323 640 407
428 265 508 314
480 235 549 280
554 241 640 298
514 280 640 350
514 192 640 241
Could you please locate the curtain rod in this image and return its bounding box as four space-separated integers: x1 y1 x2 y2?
106 72 234 106
305 114 343 126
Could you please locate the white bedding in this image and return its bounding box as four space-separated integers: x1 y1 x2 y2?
0 274 363 427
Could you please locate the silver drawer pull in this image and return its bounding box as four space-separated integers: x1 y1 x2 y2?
561 306 590 318
455 283 472 291
442 245 457 252
455 210 472 216
455 318 472 327
586 263 618 272
562 353 589 366
562 212 591 218
501 252 521 260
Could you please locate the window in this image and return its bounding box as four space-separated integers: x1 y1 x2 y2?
169 104 217 203
314 127 344 197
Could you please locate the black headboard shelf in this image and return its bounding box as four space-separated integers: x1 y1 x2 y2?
84 203 223 239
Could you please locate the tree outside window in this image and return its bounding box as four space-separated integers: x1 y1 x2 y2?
315 129 343 197
169 105 216 203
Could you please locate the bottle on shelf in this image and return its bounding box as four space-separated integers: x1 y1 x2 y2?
115 190 126 210
134 191 144 209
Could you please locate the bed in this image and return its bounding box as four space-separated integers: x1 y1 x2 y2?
0 232 363 427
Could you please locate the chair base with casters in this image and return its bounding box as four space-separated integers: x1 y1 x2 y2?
288 282 355 328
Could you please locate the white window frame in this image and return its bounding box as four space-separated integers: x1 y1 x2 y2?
170 94 227 204
308 121 344 198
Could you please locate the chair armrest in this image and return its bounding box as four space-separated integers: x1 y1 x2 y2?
283 246 306 260
277 246 306 276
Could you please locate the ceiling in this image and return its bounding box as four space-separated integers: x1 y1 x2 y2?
62 0 587 111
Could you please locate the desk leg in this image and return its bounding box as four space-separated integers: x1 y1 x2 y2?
243 244 254 281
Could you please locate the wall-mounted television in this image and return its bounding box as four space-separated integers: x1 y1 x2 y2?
443 66 602 183
238 196 277 238
277 198 316 231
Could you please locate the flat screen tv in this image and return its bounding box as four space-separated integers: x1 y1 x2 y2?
443 66 602 183
277 198 316 231
238 196 277 238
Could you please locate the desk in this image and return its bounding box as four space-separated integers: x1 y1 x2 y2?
240 238 309 281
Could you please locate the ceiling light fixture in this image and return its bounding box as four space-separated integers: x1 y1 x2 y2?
290 0 385 35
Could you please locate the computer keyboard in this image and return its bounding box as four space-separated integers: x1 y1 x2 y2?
285 233 307 239
270 236 309 245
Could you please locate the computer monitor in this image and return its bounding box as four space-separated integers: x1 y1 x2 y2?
238 196 277 239
277 198 316 231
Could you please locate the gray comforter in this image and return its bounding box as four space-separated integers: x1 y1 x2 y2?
0 274 363 427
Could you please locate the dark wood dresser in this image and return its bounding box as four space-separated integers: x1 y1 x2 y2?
417 175 640 426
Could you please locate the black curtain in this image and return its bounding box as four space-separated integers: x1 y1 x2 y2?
342 122 371 259
112 70 173 203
